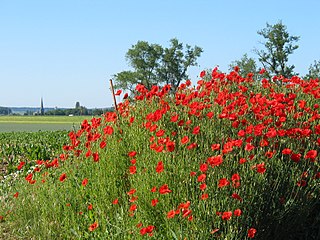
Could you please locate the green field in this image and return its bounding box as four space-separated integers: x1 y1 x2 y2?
0 115 92 132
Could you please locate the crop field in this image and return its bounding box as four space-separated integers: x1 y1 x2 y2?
0 115 91 132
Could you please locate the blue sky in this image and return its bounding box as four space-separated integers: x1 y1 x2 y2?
1 0 319 108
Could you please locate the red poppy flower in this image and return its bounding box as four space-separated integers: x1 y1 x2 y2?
99 141 106 149
187 142 197 150
207 112 214 119
129 204 137 212
128 151 137 158
92 152 99 162
305 150 317 160
218 178 230 188
199 183 207 191
151 198 159 207
127 189 136 195
181 136 189 144
259 68 266 74
129 196 138 202
282 148 292 155
248 228 257 238
171 115 179 122
245 143 255 151
103 126 114 135
115 89 122 96
207 155 223 167
25 173 33 182
59 173 67 182
199 163 208 172
88 222 99 232
239 158 247 164
129 165 137 174
221 211 232 220
265 151 274 158
85 149 92 158
192 126 200 135
200 70 206 78
156 161 164 173
17 161 25 170
112 198 119 205
182 209 192 218
13 192 19 198
234 209 242 216
82 178 88 187
166 141 175 152
159 184 172 194
231 193 242 201
197 174 206 182
297 180 307 187
256 163 266 174
259 138 269 147
231 173 240 182
291 153 301 163
201 193 209 200
167 210 176 219
156 129 165 137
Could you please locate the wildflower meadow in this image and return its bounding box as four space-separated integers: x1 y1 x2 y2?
1 68 319 239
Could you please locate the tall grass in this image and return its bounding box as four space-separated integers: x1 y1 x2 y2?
1 69 319 239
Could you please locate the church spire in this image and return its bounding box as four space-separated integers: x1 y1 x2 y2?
40 97 44 115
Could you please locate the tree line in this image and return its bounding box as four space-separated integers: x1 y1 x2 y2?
0 106 12 115
114 21 320 94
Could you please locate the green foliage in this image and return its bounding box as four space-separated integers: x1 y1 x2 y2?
0 107 12 115
254 21 300 78
114 38 202 93
229 54 258 78
45 107 109 116
0 131 69 176
305 60 320 79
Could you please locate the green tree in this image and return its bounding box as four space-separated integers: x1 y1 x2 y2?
229 54 258 78
113 41 163 92
113 38 202 93
157 38 203 92
0 106 11 115
254 21 300 79
305 60 320 79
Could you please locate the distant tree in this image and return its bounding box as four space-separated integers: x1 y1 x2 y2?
113 38 202 93
229 54 258 78
0 106 11 115
254 21 300 79
92 108 104 116
305 60 320 79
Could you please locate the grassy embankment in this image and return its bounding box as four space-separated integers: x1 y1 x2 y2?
0 72 319 239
